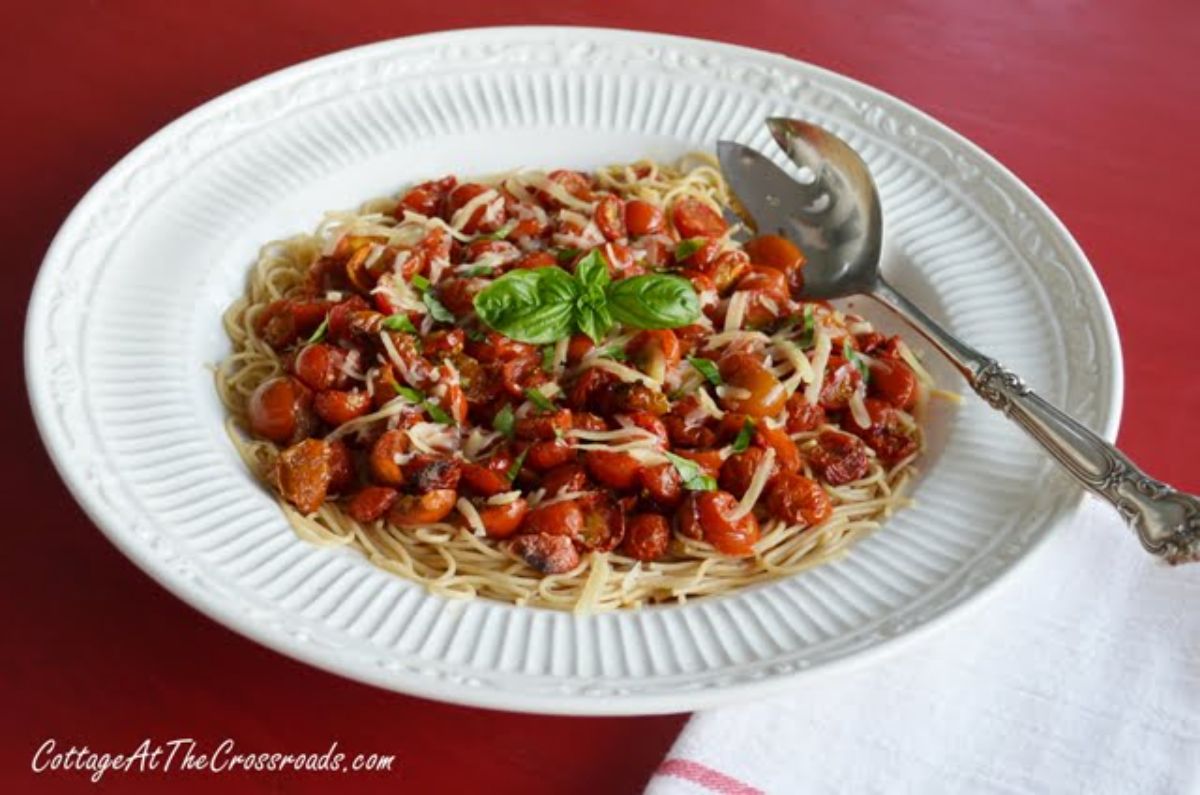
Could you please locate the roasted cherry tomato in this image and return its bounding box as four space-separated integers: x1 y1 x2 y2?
671 197 727 238
845 398 920 464
754 423 801 473
446 183 505 234
405 455 462 492
819 357 864 411
575 494 625 551
314 389 371 426
508 533 580 574
345 486 399 523
625 199 665 236
663 395 718 448
368 429 409 486
637 462 683 509
524 439 575 472
719 447 772 498
478 497 530 539
271 439 331 515
869 358 918 410
625 330 682 382
594 195 626 240
620 513 671 561
515 409 573 441
327 439 354 493
696 491 760 556
388 489 457 526
785 395 827 433
542 463 590 497
766 472 832 527
461 449 515 497
292 343 347 391
743 234 805 271
809 431 870 485
248 376 315 444
675 493 704 540
718 353 786 417
584 450 643 491
520 499 584 538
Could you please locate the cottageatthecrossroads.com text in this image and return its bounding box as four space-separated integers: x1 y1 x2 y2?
31 738 396 783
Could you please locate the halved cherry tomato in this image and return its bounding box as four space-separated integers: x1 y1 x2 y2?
248 376 314 444
766 472 832 526
621 514 671 561
256 299 331 349
718 353 786 417
869 358 918 410
368 429 409 486
819 357 864 410
584 450 643 490
575 494 625 551
696 491 760 556
515 409 573 441
672 197 727 238
618 410 669 445
744 234 805 272
808 431 870 485
292 343 346 391
271 439 331 515
388 489 457 526
785 395 827 433
314 389 371 426
524 439 575 472
845 397 920 464
672 449 723 479
446 183 505 234
710 250 750 293
520 499 584 538
478 497 529 539
637 462 683 509
508 533 580 574
405 455 462 492
394 176 456 218
422 328 465 358
345 486 399 523
594 195 626 240
625 199 665 236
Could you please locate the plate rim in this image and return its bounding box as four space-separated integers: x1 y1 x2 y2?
25 25 1124 715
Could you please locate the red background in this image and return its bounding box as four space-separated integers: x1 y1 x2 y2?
5 2 1199 792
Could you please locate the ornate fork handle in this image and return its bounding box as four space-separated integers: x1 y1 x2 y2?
873 279 1200 563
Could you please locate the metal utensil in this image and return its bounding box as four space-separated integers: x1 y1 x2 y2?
717 118 1200 563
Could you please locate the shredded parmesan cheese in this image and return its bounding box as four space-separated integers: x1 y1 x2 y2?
456 498 487 537
803 328 833 405
724 291 749 332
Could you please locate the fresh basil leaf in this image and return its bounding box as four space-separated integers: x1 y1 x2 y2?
423 291 455 323
797 305 815 347
606 274 700 330
463 265 494 278
731 418 755 453
473 267 580 344
394 385 424 404
492 404 515 438
574 248 611 292
665 451 718 492
381 314 417 334
674 238 707 260
687 355 722 387
506 449 529 481
410 274 431 291
424 400 455 426
575 300 613 344
843 339 870 382
524 387 555 412
305 316 329 344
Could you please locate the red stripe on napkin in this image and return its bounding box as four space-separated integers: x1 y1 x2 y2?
656 758 764 795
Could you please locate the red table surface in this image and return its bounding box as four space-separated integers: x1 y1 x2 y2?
5 2 1198 792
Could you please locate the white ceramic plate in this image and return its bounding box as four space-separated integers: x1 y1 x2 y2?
26 27 1121 715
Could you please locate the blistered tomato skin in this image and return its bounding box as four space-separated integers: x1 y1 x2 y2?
696 491 761 556
249 376 314 444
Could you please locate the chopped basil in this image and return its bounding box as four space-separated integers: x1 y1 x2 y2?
393 383 455 425
492 404 515 438
411 274 431 291
843 339 870 382
381 314 417 334
422 291 455 323
481 220 517 241
540 345 556 373
731 418 755 454
506 448 529 481
687 355 723 387
394 385 424 404
424 401 455 426
306 317 329 344
665 451 718 492
524 387 555 412
598 345 627 362
674 238 707 260
463 265 494 278
797 305 816 348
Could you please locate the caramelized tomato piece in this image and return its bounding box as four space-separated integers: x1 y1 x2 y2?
696 491 760 556
394 176 456 218
508 533 580 575
809 431 870 485
710 250 750 293
405 455 462 492
671 197 727 238
625 330 682 382
744 234 805 272
766 472 832 527
566 334 595 365
594 195 626 240
248 376 315 444
368 429 409 486
439 277 488 317
520 499 584 538
271 439 331 515
611 383 669 416
327 439 354 493
575 494 625 551
672 449 723 479
845 398 920 464
345 486 399 523
460 450 515 497
785 395 827 433
637 462 683 509
869 358 918 410
624 199 664 237
257 299 330 349
314 389 371 426
422 328 465 358
584 450 643 491
675 493 704 540
325 296 371 341
524 439 575 472
719 447 772 498
388 489 457 527
541 463 589 497
512 250 558 271
618 410 668 445
515 409 573 441
754 423 801 473
663 395 718 448
571 412 608 432
819 357 864 411
718 353 786 418
620 514 671 561
478 497 529 539
446 183 505 234
292 343 347 391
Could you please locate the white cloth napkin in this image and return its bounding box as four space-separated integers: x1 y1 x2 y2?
647 499 1200 795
